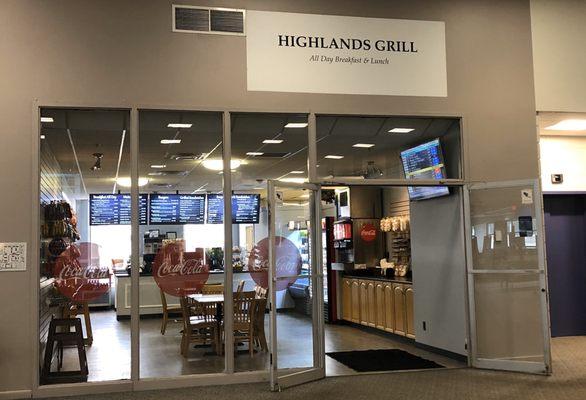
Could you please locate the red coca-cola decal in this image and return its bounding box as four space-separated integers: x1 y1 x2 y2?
152 242 210 297
360 223 377 242
53 242 111 302
248 236 302 292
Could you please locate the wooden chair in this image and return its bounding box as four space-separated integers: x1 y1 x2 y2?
234 280 245 298
255 285 268 299
232 291 257 356
180 297 219 357
160 289 182 335
202 284 224 295
253 295 268 352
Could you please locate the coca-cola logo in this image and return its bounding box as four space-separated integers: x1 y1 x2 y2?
248 236 302 291
53 242 111 302
360 223 377 242
152 242 210 297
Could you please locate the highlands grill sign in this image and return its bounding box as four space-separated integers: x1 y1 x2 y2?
246 11 447 97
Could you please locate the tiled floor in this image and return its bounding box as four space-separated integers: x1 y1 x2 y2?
59 309 464 382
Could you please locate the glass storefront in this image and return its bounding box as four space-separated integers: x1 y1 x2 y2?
36 107 549 389
39 108 131 384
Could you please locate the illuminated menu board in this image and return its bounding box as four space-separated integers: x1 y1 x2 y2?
90 194 148 225
206 194 261 224
206 194 224 224
149 194 205 225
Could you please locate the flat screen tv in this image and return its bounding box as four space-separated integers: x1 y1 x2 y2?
90 194 148 225
206 194 261 224
149 194 206 225
400 138 450 201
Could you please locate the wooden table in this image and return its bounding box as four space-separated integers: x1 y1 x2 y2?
188 293 225 322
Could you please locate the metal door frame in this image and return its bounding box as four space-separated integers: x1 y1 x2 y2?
267 180 325 391
463 179 552 374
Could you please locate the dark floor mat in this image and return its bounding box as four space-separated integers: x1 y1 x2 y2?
327 349 444 372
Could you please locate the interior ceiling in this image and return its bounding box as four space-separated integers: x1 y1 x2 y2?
538 112 586 137
40 109 459 202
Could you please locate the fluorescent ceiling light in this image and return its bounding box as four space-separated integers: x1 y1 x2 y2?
40 134 46 140
352 143 375 148
325 155 344 159
253 187 265 190
388 128 414 133
263 139 284 144
285 122 308 128
279 177 307 184
202 159 241 171
167 123 192 128
116 177 149 187
150 164 166 169
300 194 310 198
40 117 54 123
246 152 264 156
161 139 181 144
290 170 304 174
545 119 586 131
148 172 163 176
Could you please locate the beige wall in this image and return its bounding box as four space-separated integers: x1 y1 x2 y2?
531 0 586 112
540 136 586 192
0 0 538 394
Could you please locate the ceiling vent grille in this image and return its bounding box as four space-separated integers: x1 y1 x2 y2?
173 5 245 35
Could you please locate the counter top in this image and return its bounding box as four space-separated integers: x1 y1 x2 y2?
114 270 254 278
342 274 412 285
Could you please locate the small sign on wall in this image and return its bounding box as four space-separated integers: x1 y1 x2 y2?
0 242 27 272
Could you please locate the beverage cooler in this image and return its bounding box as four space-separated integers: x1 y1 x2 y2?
322 217 336 323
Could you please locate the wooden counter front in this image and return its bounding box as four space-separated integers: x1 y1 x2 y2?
341 276 414 339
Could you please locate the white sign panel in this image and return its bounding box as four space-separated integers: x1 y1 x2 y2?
0 242 27 272
246 11 447 97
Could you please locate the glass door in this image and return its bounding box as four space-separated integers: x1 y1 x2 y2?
465 180 551 374
266 180 325 390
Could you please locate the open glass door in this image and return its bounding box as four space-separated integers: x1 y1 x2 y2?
266 180 325 391
465 180 551 374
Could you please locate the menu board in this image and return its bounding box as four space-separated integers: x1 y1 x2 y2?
206 194 224 224
149 194 205 225
90 194 148 225
206 194 260 224
232 194 260 224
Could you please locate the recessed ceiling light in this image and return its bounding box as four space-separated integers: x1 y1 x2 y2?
279 177 307 184
325 155 344 159
285 122 308 128
40 117 54 123
290 170 304 174
161 139 181 144
246 152 264 156
167 123 192 128
202 159 241 171
116 177 149 187
151 164 166 169
388 128 415 133
263 139 284 144
545 119 586 131
40 134 46 140
353 143 375 148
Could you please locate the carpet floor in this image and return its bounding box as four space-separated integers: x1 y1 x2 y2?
45 336 586 400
